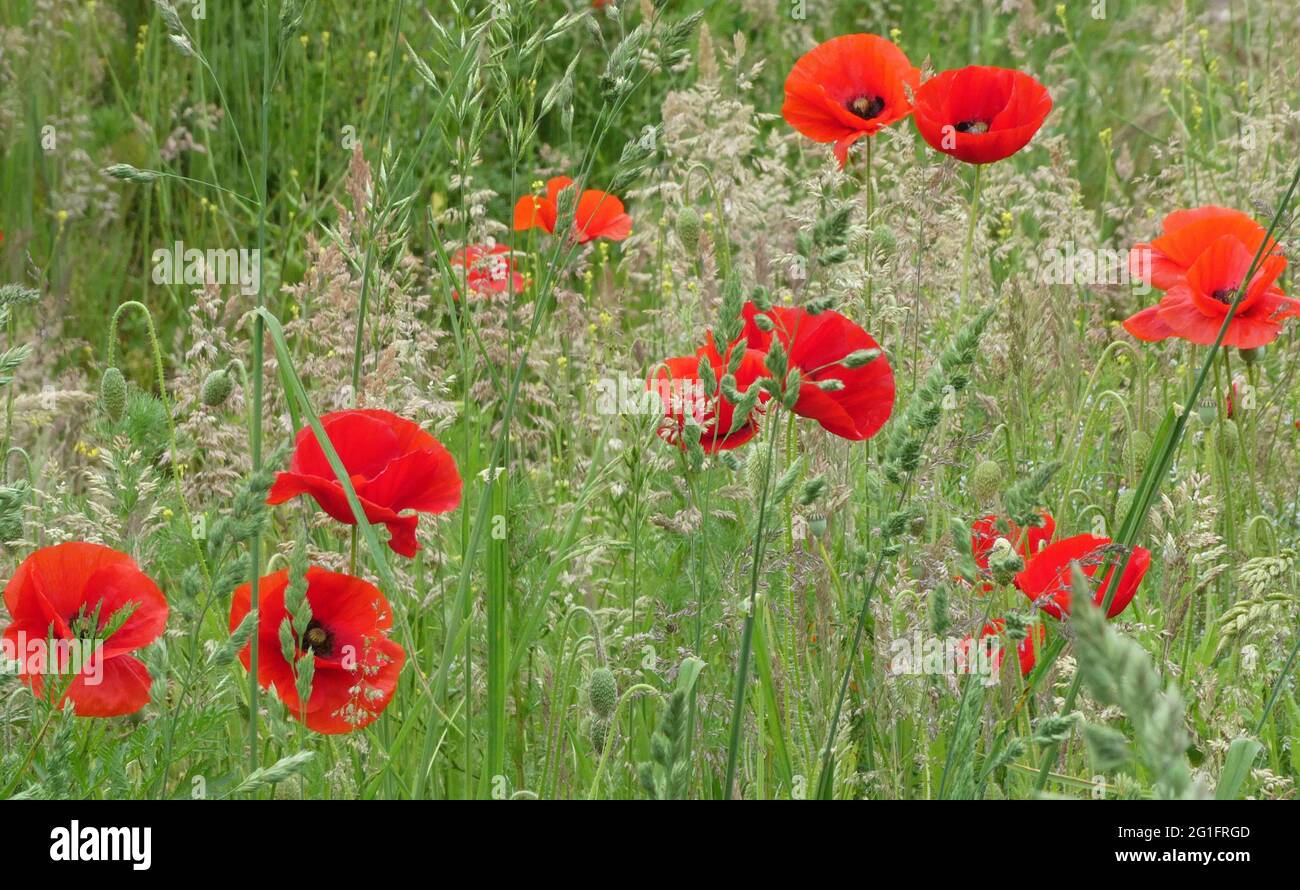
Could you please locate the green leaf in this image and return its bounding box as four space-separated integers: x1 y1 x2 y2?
1215 737 1262 800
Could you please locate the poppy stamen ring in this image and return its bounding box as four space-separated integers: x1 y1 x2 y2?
849 95 885 120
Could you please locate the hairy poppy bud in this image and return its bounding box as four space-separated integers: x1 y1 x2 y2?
588 667 617 719
675 206 701 253
987 537 1024 585
971 459 1001 506
589 717 609 753
1217 418 1239 456
201 368 234 407
1123 429 1151 477
100 367 127 420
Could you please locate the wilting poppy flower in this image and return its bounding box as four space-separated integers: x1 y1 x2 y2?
229 568 405 734
782 33 920 168
649 336 771 453
970 512 1055 592
268 410 462 558
513 176 632 243
959 618 1046 677
2 542 167 717
912 66 1052 165
1015 534 1150 619
741 303 895 441
1124 210 1297 349
450 243 525 299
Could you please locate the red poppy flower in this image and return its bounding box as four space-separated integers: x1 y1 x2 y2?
2 542 167 717
912 66 1052 165
959 618 1046 677
970 512 1055 591
1127 206 1279 292
513 176 632 243
740 303 894 441
450 243 525 299
649 336 771 453
267 409 462 558
782 34 920 168
229 568 405 734
1124 213 1297 349
1015 534 1150 619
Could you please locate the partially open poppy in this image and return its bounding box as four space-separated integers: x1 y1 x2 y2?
970 512 1055 591
960 618 1046 677
450 243 525 299
1015 534 1150 619
513 176 632 243
741 303 895 441
649 336 771 453
1124 208 1297 349
912 66 1052 165
229 568 405 734
267 409 462 558
2 542 168 717
782 33 920 168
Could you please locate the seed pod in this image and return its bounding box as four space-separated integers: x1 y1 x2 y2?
100 368 127 420
1238 346 1265 364
201 368 234 407
970 459 1001 506
587 667 617 719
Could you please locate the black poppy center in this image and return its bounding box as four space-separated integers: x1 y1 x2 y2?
303 620 334 657
849 95 885 120
955 119 991 134
1210 287 1239 305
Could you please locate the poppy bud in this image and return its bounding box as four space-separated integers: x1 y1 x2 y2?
675 206 701 253
1217 418 1239 457
970 459 1001 506
100 367 127 420
201 368 234 407
588 667 617 719
987 538 1024 585
589 717 609 753
1123 429 1151 477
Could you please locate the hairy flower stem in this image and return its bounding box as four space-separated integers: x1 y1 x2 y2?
347 0 406 400
959 165 982 307
723 406 782 799
246 0 273 776
1031 161 1300 793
